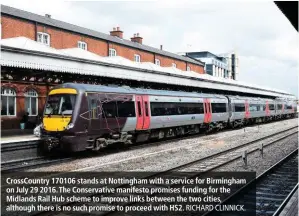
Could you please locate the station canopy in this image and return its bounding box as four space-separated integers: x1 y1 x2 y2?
0 37 295 99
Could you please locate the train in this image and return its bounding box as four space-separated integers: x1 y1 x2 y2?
40 83 297 152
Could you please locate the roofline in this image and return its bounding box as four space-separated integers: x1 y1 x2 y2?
1 44 294 97
184 54 205 65
1 5 204 67
186 51 220 58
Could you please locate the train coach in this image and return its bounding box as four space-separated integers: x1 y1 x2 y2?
40 83 297 152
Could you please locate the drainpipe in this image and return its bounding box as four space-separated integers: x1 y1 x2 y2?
107 41 110 56
35 22 38 41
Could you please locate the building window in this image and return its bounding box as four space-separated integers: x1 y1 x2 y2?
25 89 38 116
109 48 117 57
134 54 141 62
78 41 87 50
37 32 50 46
172 63 177 68
187 66 191 71
155 59 160 66
1 88 16 116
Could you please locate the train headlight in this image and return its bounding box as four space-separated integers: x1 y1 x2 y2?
66 123 74 130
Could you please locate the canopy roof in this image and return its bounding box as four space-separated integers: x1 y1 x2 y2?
0 37 295 98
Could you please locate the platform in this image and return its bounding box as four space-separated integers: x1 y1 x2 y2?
279 188 298 216
0 135 40 144
1 129 33 137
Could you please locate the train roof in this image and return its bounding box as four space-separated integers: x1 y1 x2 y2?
227 95 274 101
56 83 228 99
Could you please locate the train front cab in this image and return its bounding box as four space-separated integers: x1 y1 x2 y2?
41 88 84 152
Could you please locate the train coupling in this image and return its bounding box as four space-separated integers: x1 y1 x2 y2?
41 136 60 152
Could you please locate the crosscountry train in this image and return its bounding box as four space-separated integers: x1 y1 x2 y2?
40 83 297 152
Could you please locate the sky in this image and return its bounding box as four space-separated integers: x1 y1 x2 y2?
1 0 298 96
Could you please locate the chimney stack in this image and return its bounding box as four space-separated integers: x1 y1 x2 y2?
131 33 143 44
45 14 51 18
160 45 163 50
110 26 123 39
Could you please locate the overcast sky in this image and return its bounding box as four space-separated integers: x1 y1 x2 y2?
2 0 298 96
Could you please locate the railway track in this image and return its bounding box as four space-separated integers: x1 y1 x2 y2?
1 156 74 173
7 124 296 174
33 125 297 216
1 119 296 172
206 148 298 216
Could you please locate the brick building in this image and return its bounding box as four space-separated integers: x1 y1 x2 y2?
1 5 204 72
0 5 204 130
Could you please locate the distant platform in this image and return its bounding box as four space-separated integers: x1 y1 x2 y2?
1 129 33 137
1 135 40 144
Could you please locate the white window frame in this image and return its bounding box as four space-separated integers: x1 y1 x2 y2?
134 54 141 63
187 66 191 71
155 59 160 66
1 88 16 116
109 48 117 57
37 32 50 46
172 63 177 68
78 41 87 50
24 89 38 116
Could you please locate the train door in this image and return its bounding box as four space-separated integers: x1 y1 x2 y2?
245 100 250 119
87 93 101 135
135 95 151 130
203 99 211 123
142 95 150 129
207 99 212 122
101 96 120 134
265 101 270 116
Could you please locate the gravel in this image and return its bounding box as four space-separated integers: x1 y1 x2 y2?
28 118 298 172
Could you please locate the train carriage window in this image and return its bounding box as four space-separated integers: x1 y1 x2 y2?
151 102 204 116
211 103 227 113
277 104 283 110
102 101 117 118
117 101 136 117
254 104 260 111
234 103 245 112
137 101 142 117
144 102 149 116
249 104 260 112
195 103 204 114
263 105 266 111
269 104 275 110
90 99 98 119
286 104 293 109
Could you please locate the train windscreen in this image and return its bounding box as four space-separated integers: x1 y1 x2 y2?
44 94 76 116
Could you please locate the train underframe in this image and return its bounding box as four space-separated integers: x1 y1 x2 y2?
86 121 229 152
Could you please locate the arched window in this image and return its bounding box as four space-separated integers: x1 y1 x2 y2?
25 89 38 116
37 32 50 46
134 54 141 62
109 48 117 57
1 87 16 116
155 59 160 66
